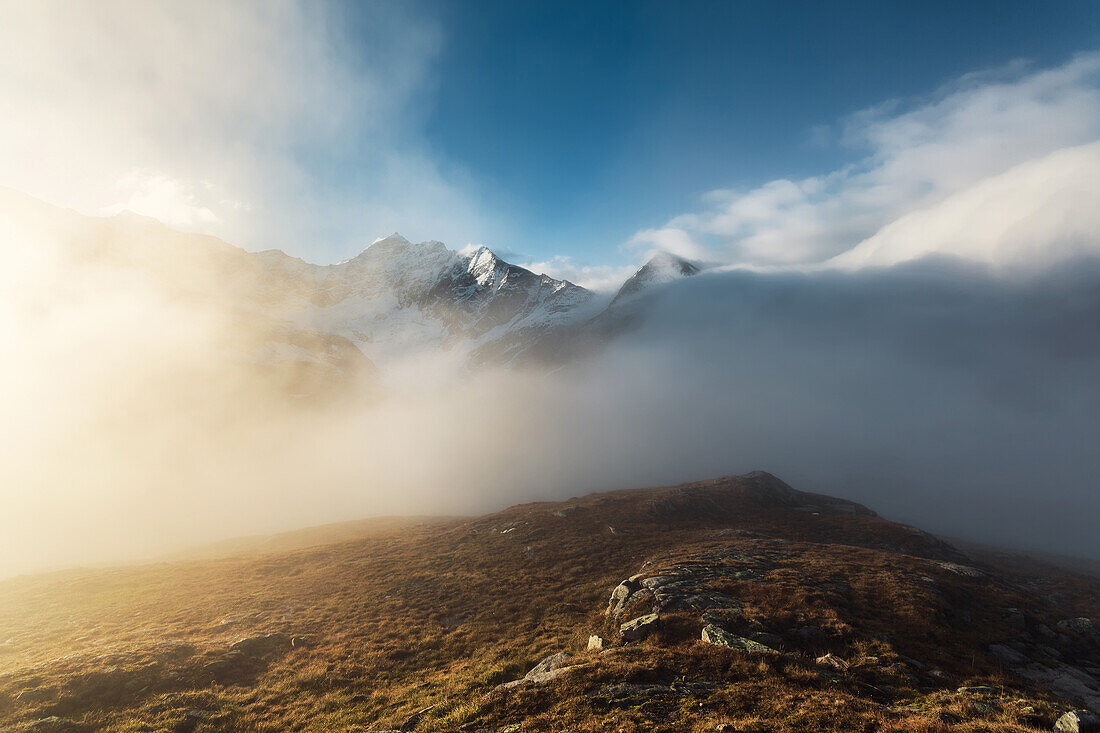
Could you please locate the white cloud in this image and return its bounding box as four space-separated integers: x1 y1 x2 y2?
101 171 220 229
630 53 1100 270
0 0 496 262
625 226 711 262
831 141 1100 269
519 256 638 292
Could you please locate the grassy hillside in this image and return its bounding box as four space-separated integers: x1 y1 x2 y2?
1 472 1098 732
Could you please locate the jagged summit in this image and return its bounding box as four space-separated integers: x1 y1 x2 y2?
342 233 452 274
466 245 504 283
611 250 701 306
372 232 410 245
646 250 699 272
4 190 716 370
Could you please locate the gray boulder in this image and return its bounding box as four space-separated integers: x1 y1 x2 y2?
620 613 661 641
606 577 641 617
701 624 777 653
989 643 1029 665
596 682 675 700
1055 710 1100 732
526 651 572 677
490 651 584 694
1058 618 1096 635
701 607 743 626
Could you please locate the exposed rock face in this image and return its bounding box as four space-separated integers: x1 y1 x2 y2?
595 682 676 700
1013 662 1100 713
490 651 585 694
609 251 700 308
955 685 997 695
526 651 573 678
1056 710 1100 732
1059 618 1097 635
621 547 766 615
701 625 777 653
620 613 661 641
989 643 1030 665
606 577 643 617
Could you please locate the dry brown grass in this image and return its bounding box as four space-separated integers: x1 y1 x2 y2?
0 472 1096 731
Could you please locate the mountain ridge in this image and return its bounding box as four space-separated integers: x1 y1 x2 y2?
0 191 693 376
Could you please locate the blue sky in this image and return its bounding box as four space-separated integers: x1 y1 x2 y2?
1 1 1099 284
407 0 1100 266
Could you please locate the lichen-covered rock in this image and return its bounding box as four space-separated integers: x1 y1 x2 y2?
1057 618 1095 635
596 682 675 700
606 577 642 617
701 624 776 653
526 651 572 677
490 652 586 695
956 685 996 695
661 590 742 613
620 613 661 641
1056 709 1100 732
701 607 743 628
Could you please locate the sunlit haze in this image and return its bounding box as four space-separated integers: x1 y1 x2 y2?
2 0 1100 577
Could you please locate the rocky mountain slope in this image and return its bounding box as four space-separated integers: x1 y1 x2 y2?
1 472 1098 732
0 188 700 380
610 251 700 308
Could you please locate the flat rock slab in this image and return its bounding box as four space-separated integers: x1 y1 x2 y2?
620 613 660 641
701 624 777 653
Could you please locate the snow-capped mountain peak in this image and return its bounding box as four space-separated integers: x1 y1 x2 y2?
372 232 410 246
466 245 505 286
5 190 703 371
610 251 700 306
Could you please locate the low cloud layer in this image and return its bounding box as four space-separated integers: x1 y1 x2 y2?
630 53 1100 270
3 194 1100 578
590 260 1100 559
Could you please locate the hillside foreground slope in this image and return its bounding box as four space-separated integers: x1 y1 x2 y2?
1 472 1099 732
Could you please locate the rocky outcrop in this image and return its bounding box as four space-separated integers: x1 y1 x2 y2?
1056 710 1100 733
701 625 777 653
490 651 585 695
620 614 661 641
1059 618 1097 636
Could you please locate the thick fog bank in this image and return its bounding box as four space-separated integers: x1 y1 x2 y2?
3 237 1100 577
573 259 1100 559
